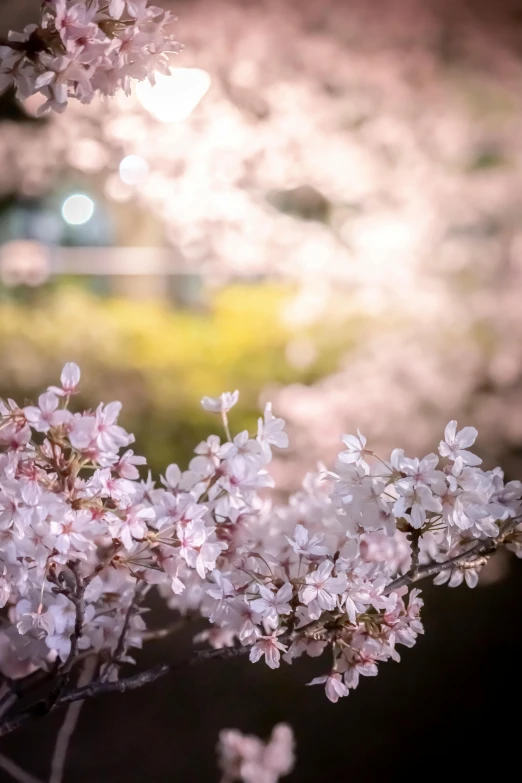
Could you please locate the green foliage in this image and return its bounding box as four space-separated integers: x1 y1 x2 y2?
0 283 363 474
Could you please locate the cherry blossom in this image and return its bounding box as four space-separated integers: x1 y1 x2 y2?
0 0 180 114
438 421 482 468
250 582 293 627
257 403 289 461
217 723 295 783
338 430 369 466
393 485 443 530
201 391 240 415
307 672 349 704
285 524 328 558
0 360 521 730
299 561 345 612
249 632 288 669
23 392 61 433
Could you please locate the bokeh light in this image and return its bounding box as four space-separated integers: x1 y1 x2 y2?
61 194 95 226
119 155 150 185
136 68 212 123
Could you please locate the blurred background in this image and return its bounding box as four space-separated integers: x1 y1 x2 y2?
1 0 522 780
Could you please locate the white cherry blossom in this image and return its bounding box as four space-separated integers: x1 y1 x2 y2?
307 672 349 703
300 561 345 611
0 360 519 723
249 632 288 669
201 390 240 414
338 429 369 465
250 582 293 626
439 421 482 467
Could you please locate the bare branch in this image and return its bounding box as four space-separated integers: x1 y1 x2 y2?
385 517 521 595
407 528 421 579
49 656 97 783
0 676 19 720
0 752 44 783
47 563 86 676
0 641 254 739
457 556 488 569
62 563 86 675
115 584 145 661
0 693 17 721
100 582 146 683
57 664 171 707
141 617 193 642
0 39 27 52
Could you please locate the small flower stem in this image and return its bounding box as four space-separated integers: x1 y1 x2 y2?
222 412 232 442
102 582 146 682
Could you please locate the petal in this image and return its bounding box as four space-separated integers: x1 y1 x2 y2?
277 582 293 603
444 421 457 443
34 71 55 89
61 362 80 389
456 426 478 449
459 450 482 467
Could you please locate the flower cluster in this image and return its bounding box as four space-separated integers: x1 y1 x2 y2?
0 364 288 679
162 404 522 703
0 364 521 705
217 724 295 783
0 0 179 114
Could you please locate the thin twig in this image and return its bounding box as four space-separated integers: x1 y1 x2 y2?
57 664 171 706
0 752 44 783
0 39 26 52
385 517 521 595
102 582 145 682
114 583 145 663
0 693 17 720
0 677 19 719
61 563 86 675
49 656 97 783
408 528 421 578
61 644 251 706
141 618 191 642
0 642 253 739
457 557 488 569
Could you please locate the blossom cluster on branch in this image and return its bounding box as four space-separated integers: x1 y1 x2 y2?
0 0 179 114
0 362 521 716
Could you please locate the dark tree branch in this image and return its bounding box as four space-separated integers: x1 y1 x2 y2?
407 527 421 579
103 582 146 682
0 39 26 52
0 693 17 721
0 641 254 739
141 616 195 642
58 664 171 706
62 563 86 675
385 516 521 595
0 518 520 740
0 665 169 739
0 752 44 783
49 656 97 783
